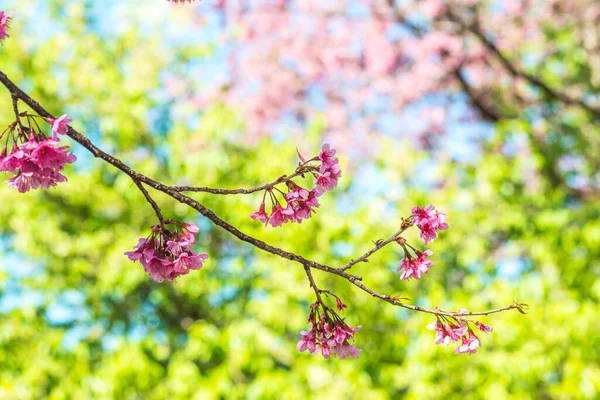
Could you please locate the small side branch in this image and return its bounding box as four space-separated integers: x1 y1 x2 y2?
173 171 303 195
340 226 407 271
11 95 25 132
303 264 326 308
132 178 166 232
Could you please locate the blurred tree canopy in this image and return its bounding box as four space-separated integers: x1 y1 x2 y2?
0 1 599 399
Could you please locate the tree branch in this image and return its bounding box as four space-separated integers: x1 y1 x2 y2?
453 67 502 122
132 178 166 232
172 171 304 194
340 225 408 271
447 10 600 118
0 69 523 319
303 264 328 311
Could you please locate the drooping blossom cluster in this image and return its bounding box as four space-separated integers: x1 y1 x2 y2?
0 113 76 193
397 249 433 281
125 220 208 283
297 298 361 360
411 204 449 245
426 313 493 354
250 143 341 227
0 10 13 43
395 204 448 281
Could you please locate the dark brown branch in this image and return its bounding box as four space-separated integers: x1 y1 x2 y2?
447 10 600 118
303 264 328 311
11 95 25 132
0 69 524 319
132 178 166 232
340 226 407 271
453 67 502 122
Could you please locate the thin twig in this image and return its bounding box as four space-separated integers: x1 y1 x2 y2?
132 178 166 232
303 264 328 312
173 170 304 194
11 95 25 133
340 226 407 271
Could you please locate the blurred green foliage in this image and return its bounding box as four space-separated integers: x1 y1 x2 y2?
0 3 599 400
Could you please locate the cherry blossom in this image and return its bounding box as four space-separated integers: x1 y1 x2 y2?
427 318 493 354
250 144 339 227
297 301 361 359
48 114 72 139
125 221 208 282
0 10 13 43
335 297 347 312
0 136 76 193
426 320 468 346
398 249 433 280
411 204 449 244
454 333 482 354
249 202 269 224
475 321 494 333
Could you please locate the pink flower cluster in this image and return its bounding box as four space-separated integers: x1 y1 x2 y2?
297 302 361 360
411 204 449 245
0 112 76 192
250 144 341 227
314 144 342 193
125 221 208 283
426 316 493 354
397 249 433 280
0 10 13 43
0 136 76 193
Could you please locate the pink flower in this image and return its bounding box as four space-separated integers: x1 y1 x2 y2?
143 257 174 283
1 137 76 192
125 221 209 282
318 143 337 166
49 114 72 139
298 304 361 359
180 222 199 244
124 238 149 261
316 161 342 191
0 147 25 172
0 11 13 42
411 204 449 244
250 202 269 224
333 344 362 359
475 321 493 333
7 173 40 193
282 182 320 224
411 205 436 226
335 297 347 312
173 252 208 273
30 141 76 169
297 330 317 353
268 203 286 227
166 239 189 256
317 343 332 358
426 320 467 346
454 333 481 354
398 250 433 280
180 221 199 235
430 210 449 230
